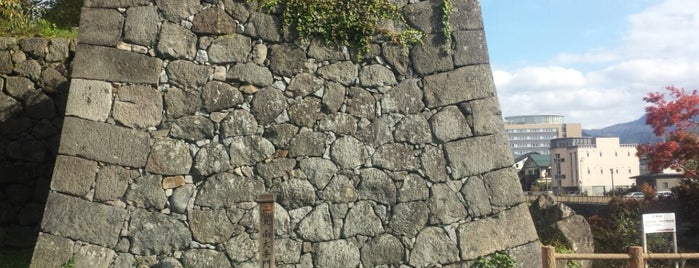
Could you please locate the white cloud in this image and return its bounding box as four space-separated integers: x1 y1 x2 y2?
494 0 699 129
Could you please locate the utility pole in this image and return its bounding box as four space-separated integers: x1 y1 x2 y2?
610 168 615 196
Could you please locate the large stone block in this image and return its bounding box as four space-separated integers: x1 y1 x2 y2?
29 233 74 268
453 30 489 67
207 34 251 64
84 0 151 8
157 23 198 60
129 209 192 255
423 64 496 108
444 134 512 179
58 117 151 168
41 193 127 247
155 0 201 22
112 85 163 128
146 138 193 175
50 155 97 197
64 79 113 122
0 94 22 122
124 6 160 46
72 45 162 84
410 33 453 76
78 8 124 46
192 8 237 35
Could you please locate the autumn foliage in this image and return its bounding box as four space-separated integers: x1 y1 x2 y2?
637 86 699 177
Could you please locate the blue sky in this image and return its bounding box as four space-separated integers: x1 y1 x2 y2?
480 0 699 129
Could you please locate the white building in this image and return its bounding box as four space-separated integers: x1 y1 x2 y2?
549 137 640 196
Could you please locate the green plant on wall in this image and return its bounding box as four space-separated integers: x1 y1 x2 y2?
472 251 516 268
252 0 424 57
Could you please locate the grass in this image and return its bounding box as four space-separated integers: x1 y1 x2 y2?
0 248 33 268
0 20 78 38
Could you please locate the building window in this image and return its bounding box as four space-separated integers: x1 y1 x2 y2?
600 152 603 157
586 152 589 157
601 169 604 174
662 182 669 189
587 169 590 174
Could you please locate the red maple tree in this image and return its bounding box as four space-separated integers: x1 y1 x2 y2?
637 86 699 177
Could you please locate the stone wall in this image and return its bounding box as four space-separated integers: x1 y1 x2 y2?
0 37 74 248
31 0 542 267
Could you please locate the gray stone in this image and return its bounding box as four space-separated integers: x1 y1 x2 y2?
358 168 396 205
0 51 12 74
0 94 21 122
343 200 384 237
322 81 345 113
287 131 326 157
125 174 167 210
330 136 367 169
275 237 302 264
345 87 376 119
314 240 360 268
195 172 263 208
398 173 429 202
171 115 215 142
153 257 183 268
208 34 251 64
359 64 397 87
64 79 113 122
288 97 322 128
113 253 137 268
78 8 124 46
381 79 423 114
394 114 432 144
260 124 296 150
450 0 483 31
6 139 46 162
287 73 323 97
320 174 358 203
112 85 163 128
468 97 505 136
483 168 524 207
4 76 33 99
221 109 258 138
429 183 468 224
360 234 404 267
224 233 257 262
530 193 594 260
430 105 472 143
508 242 543 268
18 38 47 58
251 43 267 65
59 117 151 167
181 249 231 268
318 113 357 136
146 139 193 175
357 116 394 148
202 81 243 112
457 204 539 260
453 30 488 67
74 244 115 268
170 184 195 214
256 158 296 181
410 33 454 76
41 193 126 247
421 145 449 182
29 233 74 268
444 134 512 179
72 44 162 84
272 179 316 210
317 61 358 86
227 62 273 87
192 8 237 35
228 135 275 166
223 0 251 25
167 60 212 89
157 23 198 60
46 38 71 62
0 37 16 50
373 143 420 172
23 92 55 119
84 0 151 8
124 6 160 46
155 0 201 22
402 0 443 34
244 12 282 42
50 155 97 197
189 209 239 244
299 157 337 189
95 165 138 201
381 43 410 75
164 87 201 118
268 44 307 77
423 65 495 108
39 68 68 92
308 39 346 62
461 177 492 217
14 59 41 80
129 209 192 255
410 227 460 266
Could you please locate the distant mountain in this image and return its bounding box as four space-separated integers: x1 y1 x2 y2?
582 115 660 145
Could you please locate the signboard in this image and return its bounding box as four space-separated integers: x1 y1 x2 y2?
642 213 676 233
257 193 275 268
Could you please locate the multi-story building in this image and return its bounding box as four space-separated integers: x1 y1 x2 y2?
504 115 582 157
549 137 640 196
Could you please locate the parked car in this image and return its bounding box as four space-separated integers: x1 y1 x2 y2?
654 190 673 199
624 192 645 199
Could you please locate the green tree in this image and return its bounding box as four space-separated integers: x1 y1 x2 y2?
42 0 83 28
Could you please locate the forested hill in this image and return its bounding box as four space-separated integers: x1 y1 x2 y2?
583 115 660 145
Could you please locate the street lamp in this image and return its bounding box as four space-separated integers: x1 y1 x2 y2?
610 168 615 196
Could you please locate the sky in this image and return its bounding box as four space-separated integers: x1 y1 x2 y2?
480 0 699 129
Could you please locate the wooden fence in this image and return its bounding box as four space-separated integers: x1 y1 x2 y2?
542 246 699 268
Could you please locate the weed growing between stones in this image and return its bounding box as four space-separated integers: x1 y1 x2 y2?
252 0 424 58
473 251 516 268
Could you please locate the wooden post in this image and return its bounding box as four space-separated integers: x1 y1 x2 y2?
629 246 644 268
257 193 275 268
542 246 556 268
